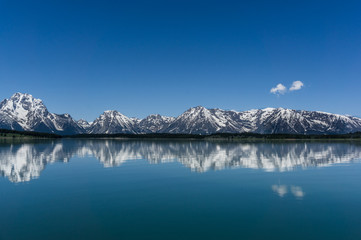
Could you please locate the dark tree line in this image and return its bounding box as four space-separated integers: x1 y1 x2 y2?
1 128 361 140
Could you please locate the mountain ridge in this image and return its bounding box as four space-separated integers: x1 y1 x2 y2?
1 92 361 135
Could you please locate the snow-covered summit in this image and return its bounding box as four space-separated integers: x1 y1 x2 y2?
0 93 83 134
137 114 175 133
88 110 137 134
0 92 48 129
77 119 91 130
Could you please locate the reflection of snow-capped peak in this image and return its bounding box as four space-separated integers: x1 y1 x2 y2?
1 140 361 182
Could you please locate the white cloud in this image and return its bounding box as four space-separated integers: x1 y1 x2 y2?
289 81 304 91
270 84 287 95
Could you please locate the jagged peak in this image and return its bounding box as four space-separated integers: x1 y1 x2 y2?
77 118 91 129
100 110 129 118
3 92 45 106
146 114 162 118
130 117 140 123
144 114 174 120
11 92 33 98
77 118 88 123
191 105 207 110
60 113 71 117
8 92 36 100
183 106 210 114
0 92 48 117
8 92 45 105
103 110 118 114
93 110 133 124
141 114 175 123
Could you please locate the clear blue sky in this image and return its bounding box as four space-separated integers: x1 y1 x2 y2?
1 0 360 121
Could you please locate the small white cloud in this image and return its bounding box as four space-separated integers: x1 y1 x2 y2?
289 81 304 91
270 84 287 95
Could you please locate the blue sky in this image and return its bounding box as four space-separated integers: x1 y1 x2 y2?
1 0 360 120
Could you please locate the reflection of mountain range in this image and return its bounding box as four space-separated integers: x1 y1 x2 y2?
1 140 361 182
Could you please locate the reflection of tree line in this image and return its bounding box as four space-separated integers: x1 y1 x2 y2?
1 140 361 182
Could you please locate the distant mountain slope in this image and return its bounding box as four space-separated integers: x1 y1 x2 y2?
77 119 92 130
161 106 243 134
161 107 361 134
137 114 175 133
235 108 361 134
88 110 137 134
1 92 361 135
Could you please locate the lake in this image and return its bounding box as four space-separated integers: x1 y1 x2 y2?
1 139 361 240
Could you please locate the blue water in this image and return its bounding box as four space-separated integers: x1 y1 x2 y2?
1 139 361 240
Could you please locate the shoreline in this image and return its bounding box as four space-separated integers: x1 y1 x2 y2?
1 129 361 142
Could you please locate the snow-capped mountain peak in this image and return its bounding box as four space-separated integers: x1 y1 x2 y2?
0 93 83 134
136 114 175 133
89 110 137 134
0 93 49 130
77 119 91 130
161 106 234 134
0 93 47 118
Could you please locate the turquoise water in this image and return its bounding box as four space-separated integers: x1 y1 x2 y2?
1 140 361 240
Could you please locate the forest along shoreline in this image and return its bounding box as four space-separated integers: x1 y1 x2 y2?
1 129 361 142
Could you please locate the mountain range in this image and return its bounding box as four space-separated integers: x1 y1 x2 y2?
1 92 361 135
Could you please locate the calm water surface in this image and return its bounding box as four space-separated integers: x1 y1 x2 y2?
1 139 361 240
